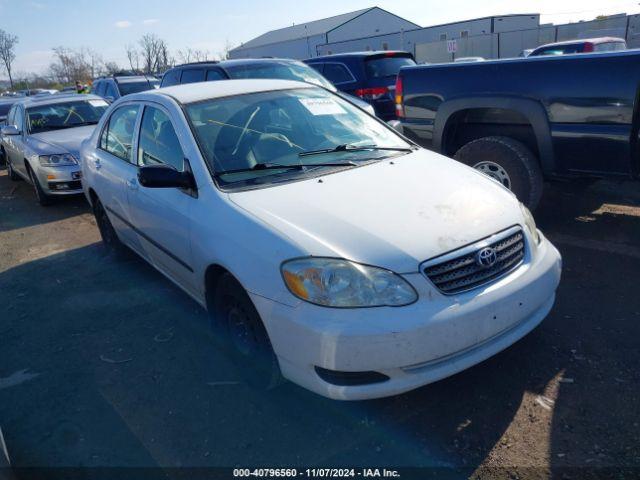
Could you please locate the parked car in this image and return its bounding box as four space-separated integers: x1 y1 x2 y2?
160 58 376 116
91 75 159 102
304 51 416 121
392 49 640 210
454 57 485 63
81 79 561 400
1 94 109 205
529 37 626 56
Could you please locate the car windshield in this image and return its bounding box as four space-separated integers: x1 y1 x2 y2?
365 56 416 78
224 62 335 90
186 87 411 188
26 99 109 134
118 80 159 96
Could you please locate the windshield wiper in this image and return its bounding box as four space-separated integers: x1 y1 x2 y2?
299 144 414 157
215 161 359 176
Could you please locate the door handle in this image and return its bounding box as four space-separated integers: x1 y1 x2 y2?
93 158 101 170
126 178 138 191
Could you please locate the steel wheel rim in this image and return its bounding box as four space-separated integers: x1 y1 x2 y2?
473 161 512 189
227 304 257 357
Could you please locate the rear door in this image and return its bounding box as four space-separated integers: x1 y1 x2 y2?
10 106 28 178
127 102 196 294
89 103 143 250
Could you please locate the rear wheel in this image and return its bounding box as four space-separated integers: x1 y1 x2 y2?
454 136 544 210
27 164 52 206
6 155 20 181
93 197 125 253
211 273 282 390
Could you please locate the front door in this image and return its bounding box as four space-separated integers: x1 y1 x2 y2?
126 103 196 296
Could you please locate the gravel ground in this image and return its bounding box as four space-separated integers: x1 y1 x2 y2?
1 167 639 480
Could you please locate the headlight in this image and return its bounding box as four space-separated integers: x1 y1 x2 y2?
39 153 77 167
281 257 418 308
520 203 541 245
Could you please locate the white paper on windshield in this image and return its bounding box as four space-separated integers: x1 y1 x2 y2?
299 97 346 116
89 100 109 108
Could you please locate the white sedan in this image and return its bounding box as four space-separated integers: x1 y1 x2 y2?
80 79 562 400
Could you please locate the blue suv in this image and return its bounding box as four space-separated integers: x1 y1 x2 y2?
304 51 415 121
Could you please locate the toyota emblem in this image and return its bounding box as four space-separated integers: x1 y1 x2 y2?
476 247 498 268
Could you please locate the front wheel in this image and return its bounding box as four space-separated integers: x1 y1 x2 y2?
211 273 282 390
454 136 544 210
27 164 53 206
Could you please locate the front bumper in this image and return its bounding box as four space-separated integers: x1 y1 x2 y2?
34 165 83 195
250 235 562 400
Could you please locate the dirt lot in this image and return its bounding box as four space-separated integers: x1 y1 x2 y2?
1 166 639 479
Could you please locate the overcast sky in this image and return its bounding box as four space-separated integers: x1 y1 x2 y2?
2 0 639 78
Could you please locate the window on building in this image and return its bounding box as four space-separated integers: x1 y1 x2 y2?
440 33 447 41
382 42 389 50
461 31 469 39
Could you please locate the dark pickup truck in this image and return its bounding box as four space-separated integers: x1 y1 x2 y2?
394 50 640 208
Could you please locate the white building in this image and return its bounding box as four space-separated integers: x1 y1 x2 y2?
228 7 420 59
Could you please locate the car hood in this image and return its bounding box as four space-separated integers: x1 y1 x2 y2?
27 125 96 158
229 150 525 273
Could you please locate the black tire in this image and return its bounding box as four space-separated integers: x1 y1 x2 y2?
454 136 544 210
6 155 20 181
211 273 282 390
93 197 125 253
26 164 53 206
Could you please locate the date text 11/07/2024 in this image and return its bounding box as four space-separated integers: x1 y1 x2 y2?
233 468 401 478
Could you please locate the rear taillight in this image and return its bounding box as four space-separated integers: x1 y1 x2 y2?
583 42 594 53
355 87 389 100
395 75 404 118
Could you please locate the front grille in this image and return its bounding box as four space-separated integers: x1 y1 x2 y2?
423 228 525 295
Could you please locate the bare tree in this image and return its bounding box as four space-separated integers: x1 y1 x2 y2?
176 47 211 64
139 33 169 74
0 29 18 88
125 43 140 73
218 39 236 61
103 61 121 76
49 47 91 84
82 48 103 79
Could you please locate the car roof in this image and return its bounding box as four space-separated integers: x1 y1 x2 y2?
143 78 315 104
308 51 411 60
534 37 626 49
172 58 305 70
15 93 104 108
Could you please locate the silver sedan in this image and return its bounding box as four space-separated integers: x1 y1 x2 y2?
1 94 108 205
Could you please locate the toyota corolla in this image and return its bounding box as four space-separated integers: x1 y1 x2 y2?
80 79 562 400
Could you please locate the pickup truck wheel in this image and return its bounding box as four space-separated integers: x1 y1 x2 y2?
93 198 125 253
212 273 282 391
454 136 543 210
27 164 53 206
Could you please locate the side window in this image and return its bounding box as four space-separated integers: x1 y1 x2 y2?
206 69 225 81
13 107 24 131
6 106 15 126
322 64 353 84
161 69 180 87
96 82 106 97
180 69 205 84
105 82 118 99
100 104 140 163
308 63 324 74
138 106 184 171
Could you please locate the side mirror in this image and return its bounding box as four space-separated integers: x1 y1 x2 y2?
138 164 196 190
1 125 20 136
